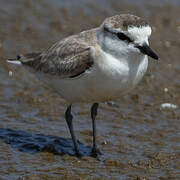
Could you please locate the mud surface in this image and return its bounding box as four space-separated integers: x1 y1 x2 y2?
0 0 180 179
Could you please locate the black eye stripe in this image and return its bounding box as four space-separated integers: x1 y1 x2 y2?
117 32 132 43
103 27 133 43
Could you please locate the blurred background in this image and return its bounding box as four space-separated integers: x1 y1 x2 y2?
0 0 180 179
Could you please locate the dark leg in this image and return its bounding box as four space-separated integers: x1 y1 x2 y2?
91 103 101 157
65 105 81 157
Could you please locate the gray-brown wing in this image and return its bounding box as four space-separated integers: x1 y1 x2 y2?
14 37 94 78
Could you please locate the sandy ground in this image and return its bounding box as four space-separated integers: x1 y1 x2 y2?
0 0 180 179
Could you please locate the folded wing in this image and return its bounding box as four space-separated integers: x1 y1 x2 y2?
10 37 94 78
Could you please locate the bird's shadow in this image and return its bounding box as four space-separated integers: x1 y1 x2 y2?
0 128 92 157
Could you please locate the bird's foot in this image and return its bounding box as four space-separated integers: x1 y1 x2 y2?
91 148 102 158
75 150 83 158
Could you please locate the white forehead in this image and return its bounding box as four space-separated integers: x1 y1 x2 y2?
127 26 152 44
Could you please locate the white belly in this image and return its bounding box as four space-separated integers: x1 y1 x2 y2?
37 52 148 103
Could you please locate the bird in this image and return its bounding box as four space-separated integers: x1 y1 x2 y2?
7 14 159 157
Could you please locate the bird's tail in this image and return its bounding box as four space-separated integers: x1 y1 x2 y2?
7 52 42 66
7 55 22 65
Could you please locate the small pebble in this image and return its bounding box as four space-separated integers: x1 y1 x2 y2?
103 141 107 145
9 71 13 76
152 26 156 32
105 101 119 108
177 25 180 33
164 88 168 92
161 103 178 109
164 41 171 48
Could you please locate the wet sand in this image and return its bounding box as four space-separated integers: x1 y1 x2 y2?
0 0 180 179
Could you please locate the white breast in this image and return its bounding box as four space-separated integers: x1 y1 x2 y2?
94 50 148 96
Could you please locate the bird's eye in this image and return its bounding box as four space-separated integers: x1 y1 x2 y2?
117 32 132 43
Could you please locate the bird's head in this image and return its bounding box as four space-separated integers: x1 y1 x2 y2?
98 14 158 60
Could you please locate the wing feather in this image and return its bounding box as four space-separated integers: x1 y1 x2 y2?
14 37 94 78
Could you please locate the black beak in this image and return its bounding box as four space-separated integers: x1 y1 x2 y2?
136 43 159 60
